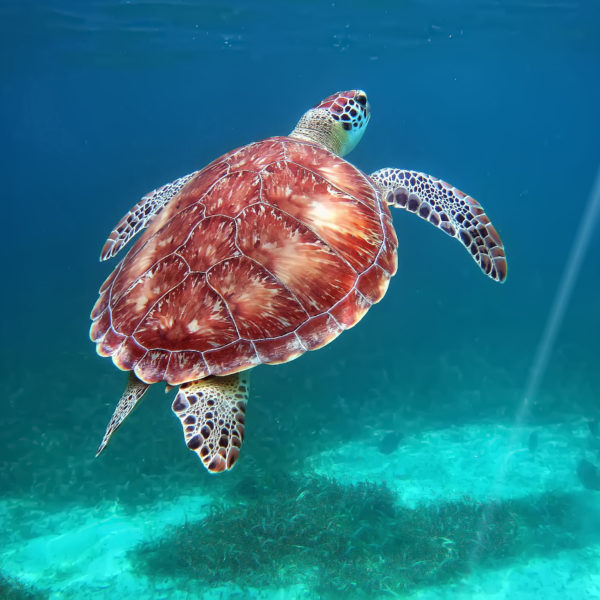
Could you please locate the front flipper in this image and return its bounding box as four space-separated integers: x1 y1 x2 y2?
96 371 150 456
371 169 507 282
100 172 196 261
172 372 249 473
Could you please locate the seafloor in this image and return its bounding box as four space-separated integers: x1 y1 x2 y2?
2 341 600 599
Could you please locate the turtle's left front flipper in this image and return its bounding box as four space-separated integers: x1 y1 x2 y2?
172 373 249 473
100 172 197 261
371 169 507 282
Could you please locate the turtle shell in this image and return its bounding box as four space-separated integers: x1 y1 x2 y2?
90 137 398 385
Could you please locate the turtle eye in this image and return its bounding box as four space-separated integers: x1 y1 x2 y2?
355 93 367 106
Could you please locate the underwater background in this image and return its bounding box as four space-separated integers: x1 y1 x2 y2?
1 1 600 598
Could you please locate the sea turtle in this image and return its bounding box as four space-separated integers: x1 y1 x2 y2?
91 90 506 473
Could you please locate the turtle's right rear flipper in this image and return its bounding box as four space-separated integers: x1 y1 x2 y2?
172 373 249 473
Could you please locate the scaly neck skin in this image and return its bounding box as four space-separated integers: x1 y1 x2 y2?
289 109 345 156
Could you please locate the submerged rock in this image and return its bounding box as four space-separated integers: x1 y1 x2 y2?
378 431 404 455
577 459 600 491
528 431 539 454
589 437 600 451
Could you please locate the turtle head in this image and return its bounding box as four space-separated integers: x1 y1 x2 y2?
289 90 371 157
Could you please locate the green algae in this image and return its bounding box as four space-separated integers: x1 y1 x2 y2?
133 473 550 597
0 573 46 600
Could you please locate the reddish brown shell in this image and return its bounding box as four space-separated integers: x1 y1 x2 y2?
91 137 398 385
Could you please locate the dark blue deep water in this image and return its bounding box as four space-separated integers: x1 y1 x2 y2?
1 2 599 599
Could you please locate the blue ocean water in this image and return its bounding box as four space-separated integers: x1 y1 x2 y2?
1 1 599 598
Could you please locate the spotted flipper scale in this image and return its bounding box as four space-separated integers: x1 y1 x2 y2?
371 168 507 282
100 172 196 261
172 372 249 473
96 371 150 456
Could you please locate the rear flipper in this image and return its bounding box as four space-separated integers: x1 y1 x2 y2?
172 372 250 473
96 371 150 456
371 168 507 282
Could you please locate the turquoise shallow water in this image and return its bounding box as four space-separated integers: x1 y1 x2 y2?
1 1 600 598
